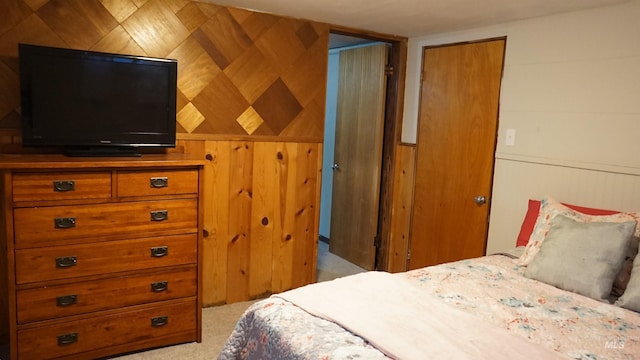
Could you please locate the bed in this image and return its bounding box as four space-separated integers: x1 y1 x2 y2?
218 196 640 359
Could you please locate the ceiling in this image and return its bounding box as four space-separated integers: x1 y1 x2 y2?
203 0 629 38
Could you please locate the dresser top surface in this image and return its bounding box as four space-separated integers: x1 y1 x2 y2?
0 153 205 170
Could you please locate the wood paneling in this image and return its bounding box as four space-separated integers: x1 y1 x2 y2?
1 1 31 41
37 0 119 50
0 0 329 143
168 140 322 305
196 140 322 305
387 143 415 273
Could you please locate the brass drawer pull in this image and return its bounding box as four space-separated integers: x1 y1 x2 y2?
151 315 168 327
151 281 168 292
150 177 168 188
56 294 77 307
54 217 76 229
150 210 168 222
57 332 78 346
150 246 168 258
53 180 75 192
56 256 77 268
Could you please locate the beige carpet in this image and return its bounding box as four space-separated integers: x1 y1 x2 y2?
112 241 365 359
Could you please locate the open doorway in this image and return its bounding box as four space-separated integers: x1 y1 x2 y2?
317 32 404 280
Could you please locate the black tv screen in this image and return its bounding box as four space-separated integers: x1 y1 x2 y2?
19 43 177 156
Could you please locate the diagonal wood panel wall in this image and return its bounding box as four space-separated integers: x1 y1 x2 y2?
0 0 328 140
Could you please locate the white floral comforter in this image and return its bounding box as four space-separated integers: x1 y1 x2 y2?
218 255 640 359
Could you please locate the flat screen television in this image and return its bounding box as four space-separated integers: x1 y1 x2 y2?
19 43 177 157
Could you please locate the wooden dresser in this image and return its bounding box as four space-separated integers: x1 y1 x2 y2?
0 154 204 360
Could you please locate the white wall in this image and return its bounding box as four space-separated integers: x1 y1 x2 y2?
402 0 640 253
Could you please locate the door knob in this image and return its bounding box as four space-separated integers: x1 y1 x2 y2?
331 163 340 171
474 195 486 205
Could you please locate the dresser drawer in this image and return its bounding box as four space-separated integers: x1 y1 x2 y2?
14 199 197 247
12 171 111 202
17 266 197 323
117 169 198 197
15 234 197 284
18 299 197 359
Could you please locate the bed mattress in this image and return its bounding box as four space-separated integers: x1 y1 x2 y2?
219 255 640 359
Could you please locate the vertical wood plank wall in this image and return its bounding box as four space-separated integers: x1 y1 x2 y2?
186 139 322 305
386 143 415 273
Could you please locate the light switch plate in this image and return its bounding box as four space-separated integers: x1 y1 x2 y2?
505 129 516 146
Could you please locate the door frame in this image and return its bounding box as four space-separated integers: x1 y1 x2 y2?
328 26 407 270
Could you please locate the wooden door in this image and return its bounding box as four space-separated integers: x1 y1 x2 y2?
409 39 505 269
329 44 389 270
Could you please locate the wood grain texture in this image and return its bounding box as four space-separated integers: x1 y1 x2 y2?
12 171 112 202
270 142 297 293
225 141 253 303
13 199 198 247
99 0 138 23
116 169 199 197
0 1 33 47
91 25 146 55
291 142 321 288
0 153 204 169
1 158 203 359
17 266 197 323
202 140 230 305
0 0 328 142
248 143 276 297
410 39 505 269
121 0 190 57
17 299 197 359
37 0 119 50
330 44 388 270
0 61 22 131
15 234 196 283
387 143 415 273
199 140 321 305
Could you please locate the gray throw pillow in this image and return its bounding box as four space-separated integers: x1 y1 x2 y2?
524 215 635 302
611 236 639 297
615 249 640 311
